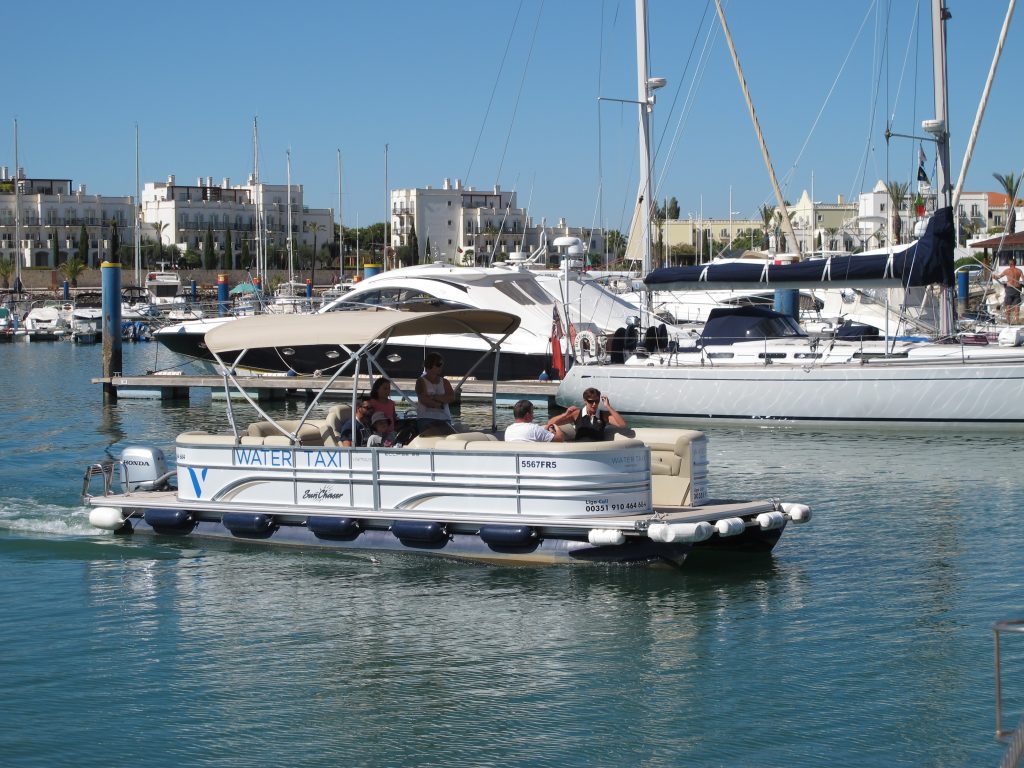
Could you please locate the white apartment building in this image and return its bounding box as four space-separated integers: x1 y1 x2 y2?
0 167 134 268
390 178 605 266
141 174 334 267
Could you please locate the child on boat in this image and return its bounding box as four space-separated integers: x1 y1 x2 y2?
366 411 400 448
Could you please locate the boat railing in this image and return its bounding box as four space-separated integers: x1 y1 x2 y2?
81 460 118 500
994 619 1024 768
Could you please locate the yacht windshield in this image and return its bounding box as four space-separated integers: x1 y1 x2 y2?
493 278 554 306
326 287 469 312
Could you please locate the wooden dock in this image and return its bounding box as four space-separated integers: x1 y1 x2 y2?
91 373 561 404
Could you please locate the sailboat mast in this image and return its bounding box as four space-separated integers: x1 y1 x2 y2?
951 0 1015 211
253 117 264 285
13 118 21 287
930 0 954 337
635 0 654 275
714 0 801 258
342 149 350 280
931 0 953 209
135 123 141 284
286 148 294 282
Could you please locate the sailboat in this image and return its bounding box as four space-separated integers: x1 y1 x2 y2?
557 0 1024 428
266 149 314 314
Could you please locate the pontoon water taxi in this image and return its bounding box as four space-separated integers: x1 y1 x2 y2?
82 309 810 566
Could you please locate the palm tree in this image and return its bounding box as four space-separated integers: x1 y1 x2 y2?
824 227 839 251
758 204 776 250
0 258 13 288
606 229 626 260
993 172 1022 234
772 208 794 252
58 257 86 288
885 181 910 245
151 221 168 266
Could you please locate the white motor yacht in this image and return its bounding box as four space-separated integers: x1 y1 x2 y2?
155 261 650 379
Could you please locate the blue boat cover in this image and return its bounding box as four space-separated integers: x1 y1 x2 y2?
699 306 807 345
644 206 955 290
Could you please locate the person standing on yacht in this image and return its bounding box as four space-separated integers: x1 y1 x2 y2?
996 258 1023 325
415 352 456 434
504 400 564 442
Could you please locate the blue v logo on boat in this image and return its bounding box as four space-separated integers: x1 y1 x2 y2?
186 467 208 496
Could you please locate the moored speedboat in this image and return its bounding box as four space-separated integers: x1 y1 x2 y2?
82 308 810 566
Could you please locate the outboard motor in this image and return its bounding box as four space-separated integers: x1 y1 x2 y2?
120 445 169 492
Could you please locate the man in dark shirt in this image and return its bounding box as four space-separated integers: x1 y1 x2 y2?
338 397 373 447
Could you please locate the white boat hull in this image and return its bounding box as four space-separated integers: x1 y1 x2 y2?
560 354 1024 427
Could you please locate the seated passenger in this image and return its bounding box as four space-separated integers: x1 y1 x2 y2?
415 352 456 435
338 397 373 447
504 399 564 442
369 376 397 423
552 387 627 441
366 411 400 448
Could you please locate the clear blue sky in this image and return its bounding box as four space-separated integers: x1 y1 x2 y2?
5 1 1020 233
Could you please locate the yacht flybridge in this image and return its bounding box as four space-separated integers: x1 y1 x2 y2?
82 308 809 567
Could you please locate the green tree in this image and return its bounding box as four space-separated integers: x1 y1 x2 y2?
407 220 419 266
958 215 979 246
0 258 13 288
109 220 120 264
360 222 387 261
224 229 233 270
606 229 626 259
58 257 86 288
667 197 680 220
151 221 168 265
885 180 910 245
993 171 1022 234
78 224 89 267
51 229 60 266
203 225 216 270
182 249 202 269
758 204 776 250
241 235 250 270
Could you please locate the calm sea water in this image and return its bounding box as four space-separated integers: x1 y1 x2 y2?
1 341 1022 767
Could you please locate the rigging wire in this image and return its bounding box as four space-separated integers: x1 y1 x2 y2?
851 1 889 205
462 1 525 187
651 1 716 213
494 0 545 185
776 3 877 196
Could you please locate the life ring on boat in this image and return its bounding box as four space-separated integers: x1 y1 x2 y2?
573 330 598 360
62 303 73 312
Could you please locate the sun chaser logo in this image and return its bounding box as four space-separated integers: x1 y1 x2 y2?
302 486 346 502
186 467 208 497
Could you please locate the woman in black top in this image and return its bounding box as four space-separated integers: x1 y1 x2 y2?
564 387 627 441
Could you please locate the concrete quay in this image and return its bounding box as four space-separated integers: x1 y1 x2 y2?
91 373 561 406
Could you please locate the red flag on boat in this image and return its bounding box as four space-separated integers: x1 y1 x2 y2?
550 306 566 380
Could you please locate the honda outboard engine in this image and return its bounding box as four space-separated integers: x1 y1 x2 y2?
120 445 169 492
